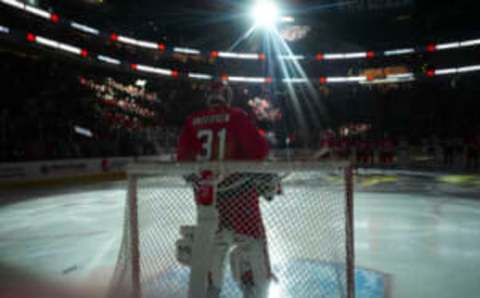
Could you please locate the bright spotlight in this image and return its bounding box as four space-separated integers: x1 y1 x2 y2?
251 0 279 29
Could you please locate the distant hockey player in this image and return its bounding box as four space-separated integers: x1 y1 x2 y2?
314 129 335 160
379 133 395 166
176 81 274 298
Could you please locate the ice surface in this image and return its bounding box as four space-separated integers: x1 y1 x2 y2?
0 176 479 298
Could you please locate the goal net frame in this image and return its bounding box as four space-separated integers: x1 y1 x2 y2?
115 160 355 298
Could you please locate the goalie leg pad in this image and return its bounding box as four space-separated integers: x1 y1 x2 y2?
208 230 234 289
230 236 271 298
202 229 235 298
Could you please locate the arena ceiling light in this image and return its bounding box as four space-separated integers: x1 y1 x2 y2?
251 0 280 29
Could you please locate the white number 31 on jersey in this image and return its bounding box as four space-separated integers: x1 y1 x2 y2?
196 128 227 161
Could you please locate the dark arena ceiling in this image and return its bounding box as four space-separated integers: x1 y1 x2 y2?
46 0 479 52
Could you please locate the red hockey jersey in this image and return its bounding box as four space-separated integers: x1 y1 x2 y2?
177 106 269 161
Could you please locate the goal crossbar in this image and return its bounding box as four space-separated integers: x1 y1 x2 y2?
127 160 350 176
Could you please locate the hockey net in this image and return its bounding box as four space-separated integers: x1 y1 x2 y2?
110 161 354 298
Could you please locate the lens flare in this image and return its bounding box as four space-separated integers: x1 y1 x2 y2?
251 0 280 29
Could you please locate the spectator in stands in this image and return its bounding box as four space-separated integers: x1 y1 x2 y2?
442 137 455 169
465 134 479 170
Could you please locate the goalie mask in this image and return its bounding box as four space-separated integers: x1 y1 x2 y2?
207 80 233 106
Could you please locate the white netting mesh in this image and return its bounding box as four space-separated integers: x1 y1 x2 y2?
110 161 354 298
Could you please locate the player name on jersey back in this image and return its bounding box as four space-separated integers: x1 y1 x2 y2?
192 113 231 126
